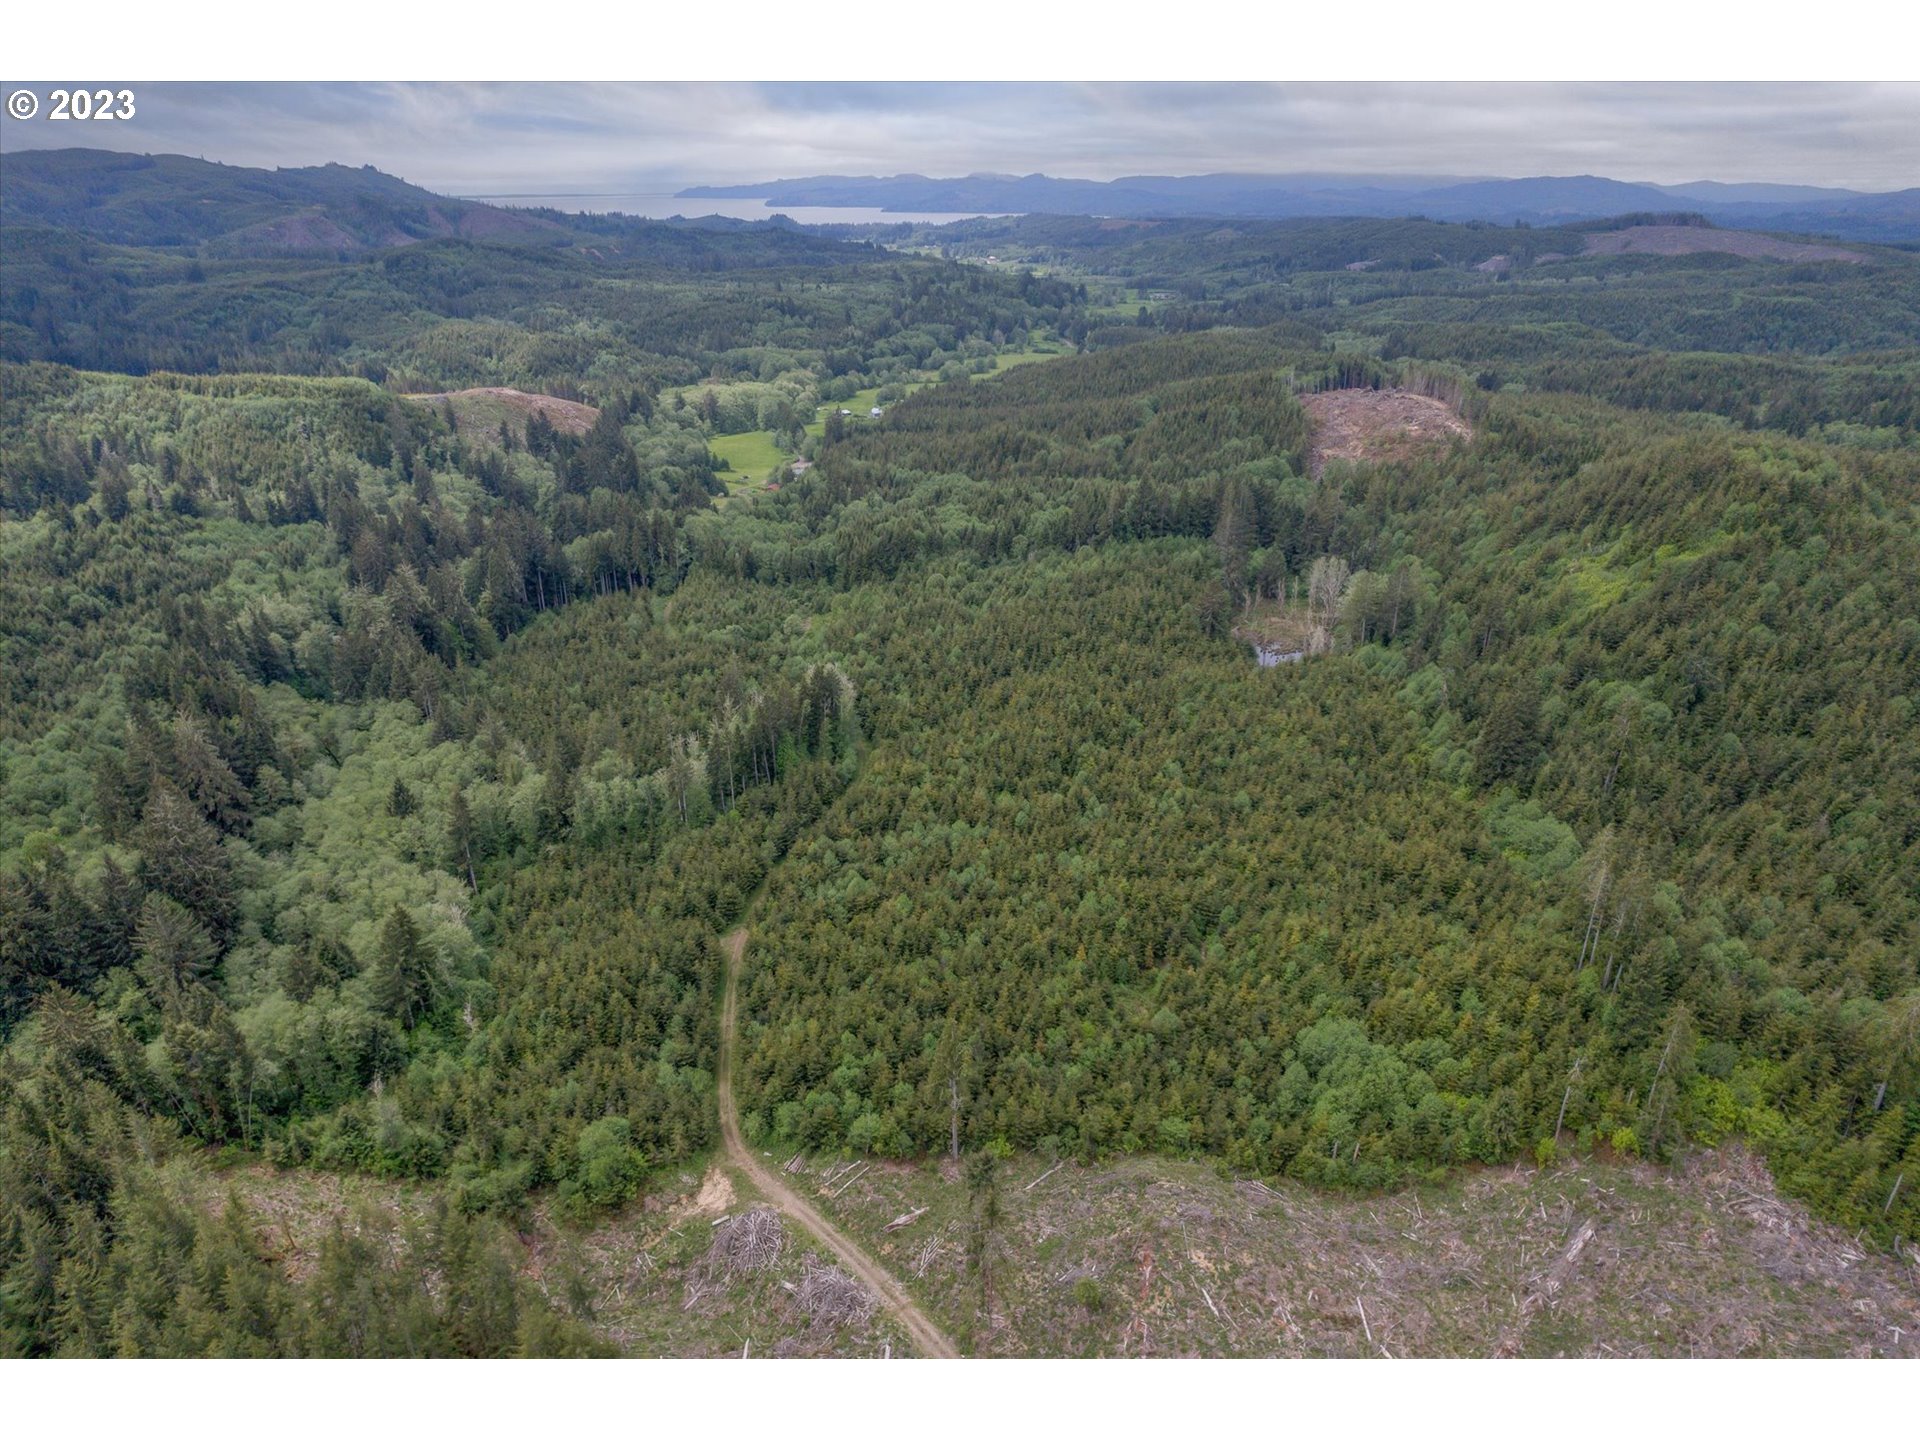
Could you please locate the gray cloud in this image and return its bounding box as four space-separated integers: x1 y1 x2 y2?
2 81 1915 192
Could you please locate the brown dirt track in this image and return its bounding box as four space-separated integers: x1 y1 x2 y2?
718 927 961 1358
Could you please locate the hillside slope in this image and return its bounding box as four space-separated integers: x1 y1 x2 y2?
0 147 565 251
3 186 1918 1358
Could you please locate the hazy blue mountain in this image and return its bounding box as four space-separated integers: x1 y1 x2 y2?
681 171 1919 241
1656 180 1869 205
1702 189 1920 246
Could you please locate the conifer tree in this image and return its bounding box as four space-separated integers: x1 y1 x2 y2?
134 782 237 941
373 906 436 1030
133 895 219 1006
1476 684 1543 786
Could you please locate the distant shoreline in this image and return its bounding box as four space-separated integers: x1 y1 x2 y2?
450 191 1016 226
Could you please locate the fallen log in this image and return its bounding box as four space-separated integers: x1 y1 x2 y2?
826 1161 871 1198
1540 1218 1597 1299
1024 1160 1066 1192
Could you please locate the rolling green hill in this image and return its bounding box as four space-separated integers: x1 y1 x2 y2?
0 147 565 251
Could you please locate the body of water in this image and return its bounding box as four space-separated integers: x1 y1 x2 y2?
457 193 1013 227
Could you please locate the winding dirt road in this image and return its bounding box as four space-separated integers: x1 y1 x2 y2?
717 927 960 1358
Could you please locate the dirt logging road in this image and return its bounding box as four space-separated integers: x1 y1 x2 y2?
717 927 962 1359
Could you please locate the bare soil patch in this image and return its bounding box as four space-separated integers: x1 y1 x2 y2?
689 1167 737 1219
1231 602 1317 661
809 1146 1920 1358
403 386 601 442
1300 387 1473 478
1580 225 1865 264
229 211 362 252
209 1136 1916 1357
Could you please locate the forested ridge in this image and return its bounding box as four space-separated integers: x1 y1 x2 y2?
3 180 1918 1355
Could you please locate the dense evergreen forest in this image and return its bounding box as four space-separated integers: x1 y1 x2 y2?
2 157 1917 1355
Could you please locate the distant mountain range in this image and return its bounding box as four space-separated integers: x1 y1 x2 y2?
0 147 577 251
0 149 876 265
7 149 1913 253
681 172 1920 243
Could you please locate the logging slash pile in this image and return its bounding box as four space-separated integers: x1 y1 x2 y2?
707 1206 787 1275
794 1256 877 1329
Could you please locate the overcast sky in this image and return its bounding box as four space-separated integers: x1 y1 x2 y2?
3 82 1917 193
